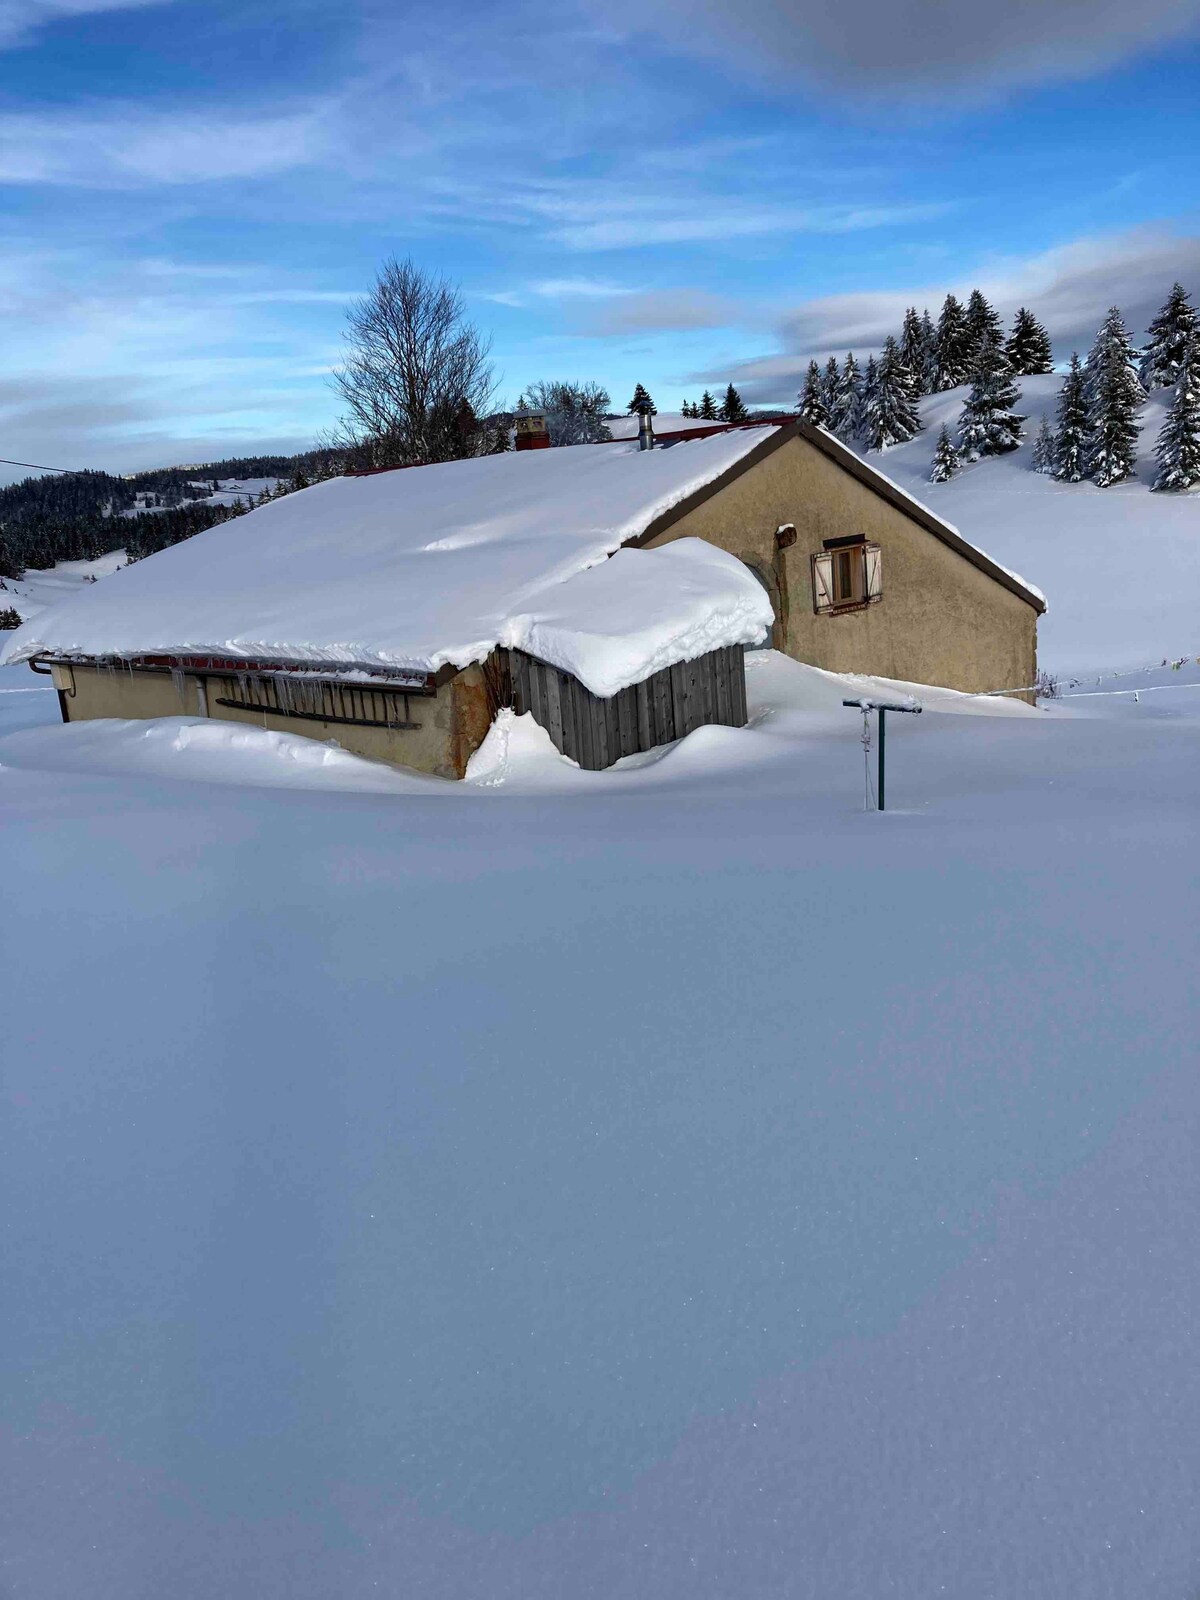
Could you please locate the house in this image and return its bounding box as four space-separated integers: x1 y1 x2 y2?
3 421 1044 778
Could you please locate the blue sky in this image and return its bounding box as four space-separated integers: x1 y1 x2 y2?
2 0 1199 475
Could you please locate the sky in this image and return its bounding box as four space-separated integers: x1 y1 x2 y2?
2 0 1199 477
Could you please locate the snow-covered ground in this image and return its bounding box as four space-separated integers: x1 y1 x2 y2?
2 644 1197 1599
0 550 126 626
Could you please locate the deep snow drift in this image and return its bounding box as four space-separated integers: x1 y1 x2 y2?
1 650 1197 1599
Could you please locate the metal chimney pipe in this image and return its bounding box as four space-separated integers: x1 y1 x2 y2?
637 409 655 451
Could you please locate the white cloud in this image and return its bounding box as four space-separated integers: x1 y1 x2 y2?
583 289 740 334
635 0 1200 102
689 227 1200 401
0 0 167 49
0 104 329 186
529 277 638 298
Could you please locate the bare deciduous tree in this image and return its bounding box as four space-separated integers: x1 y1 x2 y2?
516 380 612 446
331 258 496 469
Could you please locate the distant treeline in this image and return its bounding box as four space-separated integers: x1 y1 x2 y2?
0 447 343 577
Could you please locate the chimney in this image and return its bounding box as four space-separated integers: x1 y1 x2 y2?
637 407 655 451
514 407 550 451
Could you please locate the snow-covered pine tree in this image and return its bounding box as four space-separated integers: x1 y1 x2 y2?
798 360 830 427
832 352 863 438
957 331 1024 460
822 355 841 412
627 383 656 415
1083 306 1144 487
698 390 718 420
919 310 937 389
1152 342 1200 491
719 384 748 423
899 307 930 397
964 289 1004 364
933 294 972 390
861 337 921 451
1052 353 1088 482
1140 283 1199 391
929 423 960 482
1006 307 1054 375
1031 414 1056 473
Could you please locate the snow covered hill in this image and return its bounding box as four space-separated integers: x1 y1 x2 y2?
879 376 1199 676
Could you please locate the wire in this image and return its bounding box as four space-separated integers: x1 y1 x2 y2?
0 456 91 475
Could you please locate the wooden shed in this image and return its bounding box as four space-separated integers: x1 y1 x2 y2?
507 643 748 770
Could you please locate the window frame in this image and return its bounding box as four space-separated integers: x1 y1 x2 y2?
811 536 883 616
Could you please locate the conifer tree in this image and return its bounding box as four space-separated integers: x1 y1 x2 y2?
933 294 972 390
1083 306 1144 486
964 289 1004 364
1140 283 1199 390
1152 343 1200 491
919 310 937 388
822 355 841 412
719 383 748 423
798 360 830 427
698 390 718 421
1031 414 1056 473
1006 308 1054 375
627 382 656 415
929 423 960 482
899 307 931 397
957 331 1024 460
1052 354 1089 482
858 355 879 446
831 352 863 438
862 336 921 450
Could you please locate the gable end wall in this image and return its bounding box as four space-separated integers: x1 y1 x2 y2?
641 433 1037 698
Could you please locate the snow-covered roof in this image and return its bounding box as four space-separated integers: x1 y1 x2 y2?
3 431 778 696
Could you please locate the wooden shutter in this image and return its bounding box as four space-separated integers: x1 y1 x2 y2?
864 543 883 603
811 551 834 614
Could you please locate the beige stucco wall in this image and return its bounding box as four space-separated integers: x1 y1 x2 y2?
643 434 1038 697
49 661 492 778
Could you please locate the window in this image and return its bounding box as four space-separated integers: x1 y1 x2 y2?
811 539 882 615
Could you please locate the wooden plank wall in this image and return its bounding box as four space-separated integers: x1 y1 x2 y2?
508 644 748 771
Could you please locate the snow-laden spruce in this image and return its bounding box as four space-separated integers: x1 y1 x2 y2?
1152 343 1200 493
1006 307 1054 376
929 423 960 482
798 361 829 427
861 337 921 451
1052 354 1089 482
957 331 1024 461
1083 306 1145 487
933 293 972 391
1 431 777 696
1140 282 1198 392
1031 414 1056 474
831 352 863 439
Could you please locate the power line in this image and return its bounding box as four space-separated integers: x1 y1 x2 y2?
0 456 92 475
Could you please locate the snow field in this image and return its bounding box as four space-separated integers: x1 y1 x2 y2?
1 651 1197 1598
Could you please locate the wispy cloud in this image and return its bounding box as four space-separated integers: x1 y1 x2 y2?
0 0 168 49
0 102 330 186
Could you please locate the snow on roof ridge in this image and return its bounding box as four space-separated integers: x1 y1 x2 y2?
1 428 781 694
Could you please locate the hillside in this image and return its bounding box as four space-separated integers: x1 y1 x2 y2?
880 376 1199 677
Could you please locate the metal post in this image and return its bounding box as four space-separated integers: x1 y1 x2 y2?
878 707 886 811
842 697 921 811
